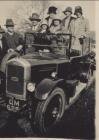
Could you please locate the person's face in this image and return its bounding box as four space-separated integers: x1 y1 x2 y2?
0 33 3 40
32 20 39 26
49 13 55 19
42 25 47 30
54 20 60 26
7 26 14 33
76 12 82 18
64 11 71 17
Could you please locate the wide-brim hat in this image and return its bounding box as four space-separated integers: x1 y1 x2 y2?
5 19 15 26
41 23 49 28
63 7 72 14
0 26 5 33
47 6 57 14
74 6 83 15
52 18 62 23
29 13 41 21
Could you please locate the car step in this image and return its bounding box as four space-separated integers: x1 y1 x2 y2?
65 72 95 110
65 82 87 110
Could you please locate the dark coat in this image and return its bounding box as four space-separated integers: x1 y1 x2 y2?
3 32 24 50
0 37 8 61
45 16 53 27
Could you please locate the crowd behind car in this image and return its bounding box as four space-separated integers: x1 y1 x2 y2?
0 5 90 62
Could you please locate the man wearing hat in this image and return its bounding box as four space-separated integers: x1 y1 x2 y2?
45 6 57 27
3 19 24 52
71 6 89 54
29 13 41 33
62 7 75 33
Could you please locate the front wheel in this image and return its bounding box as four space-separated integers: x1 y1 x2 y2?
34 87 66 135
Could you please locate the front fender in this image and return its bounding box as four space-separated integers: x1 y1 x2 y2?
34 78 64 100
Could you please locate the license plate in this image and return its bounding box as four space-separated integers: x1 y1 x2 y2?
7 98 20 112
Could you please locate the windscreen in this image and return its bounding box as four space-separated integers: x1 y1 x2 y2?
25 33 72 55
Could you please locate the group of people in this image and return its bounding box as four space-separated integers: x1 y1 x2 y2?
0 5 90 61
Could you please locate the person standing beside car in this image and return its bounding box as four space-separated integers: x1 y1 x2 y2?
45 6 58 27
71 6 90 55
62 7 75 34
0 26 8 62
28 13 41 33
3 19 24 53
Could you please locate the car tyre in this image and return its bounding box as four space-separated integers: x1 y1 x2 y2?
34 87 66 135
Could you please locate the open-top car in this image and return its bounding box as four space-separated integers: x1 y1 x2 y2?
0 33 95 135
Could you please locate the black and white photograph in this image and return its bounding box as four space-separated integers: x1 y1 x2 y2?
0 0 96 139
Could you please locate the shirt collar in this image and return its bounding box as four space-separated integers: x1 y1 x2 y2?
7 31 14 36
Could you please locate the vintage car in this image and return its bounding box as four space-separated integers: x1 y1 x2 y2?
0 33 95 135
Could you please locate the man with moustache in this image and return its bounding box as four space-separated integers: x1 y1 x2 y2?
3 19 24 53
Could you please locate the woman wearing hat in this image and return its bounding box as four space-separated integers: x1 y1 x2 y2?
45 6 58 27
3 19 24 53
29 13 41 33
39 22 50 33
50 17 62 34
71 6 90 55
62 7 75 34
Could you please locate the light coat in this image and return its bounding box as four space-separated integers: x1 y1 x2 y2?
62 16 75 34
71 16 90 52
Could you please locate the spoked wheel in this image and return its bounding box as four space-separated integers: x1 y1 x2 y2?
34 87 66 135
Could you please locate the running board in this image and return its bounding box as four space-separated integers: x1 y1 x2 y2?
65 72 95 110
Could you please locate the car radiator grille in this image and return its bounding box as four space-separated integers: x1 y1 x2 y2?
7 65 24 95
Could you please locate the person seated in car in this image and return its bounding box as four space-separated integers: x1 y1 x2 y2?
25 35 36 53
49 37 58 52
3 19 24 53
39 22 50 33
57 38 66 55
50 17 62 34
49 37 66 55
29 13 41 33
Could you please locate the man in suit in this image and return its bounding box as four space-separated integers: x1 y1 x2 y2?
45 6 57 27
62 7 75 34
0 26 7 61
3 19 24 53
71 6 90 55
29 13 41 33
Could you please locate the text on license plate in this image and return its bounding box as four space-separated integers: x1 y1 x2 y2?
7 98 20 112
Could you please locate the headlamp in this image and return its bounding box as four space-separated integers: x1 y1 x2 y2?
51 72 57 78
27 83 35 92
